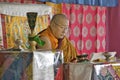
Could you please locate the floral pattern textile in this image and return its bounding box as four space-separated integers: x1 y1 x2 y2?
62 4 106 56
94 63 120 80
1 14 49 49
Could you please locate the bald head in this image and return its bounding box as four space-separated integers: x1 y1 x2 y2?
51 14 68 25
50 14 69 39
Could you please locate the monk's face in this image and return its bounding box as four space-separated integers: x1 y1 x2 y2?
52 19 69 39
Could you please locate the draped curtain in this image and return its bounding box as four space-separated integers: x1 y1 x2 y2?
62 4 106 56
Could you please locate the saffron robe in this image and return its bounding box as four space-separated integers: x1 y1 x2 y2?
39 27 77 63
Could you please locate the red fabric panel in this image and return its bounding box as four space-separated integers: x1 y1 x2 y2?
1 14 7 48
62 4 106 57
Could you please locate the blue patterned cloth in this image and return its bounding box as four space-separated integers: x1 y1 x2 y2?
1 52 33 80
38 0 118 7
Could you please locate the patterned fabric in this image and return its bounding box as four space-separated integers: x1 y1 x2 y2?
112 65 120 78
0 51 33 80
38 0 118 7
94 63 120 80
2 14 49 49
46 2 62 14
0 50 63 80
97 67 114 80
62 4 106 56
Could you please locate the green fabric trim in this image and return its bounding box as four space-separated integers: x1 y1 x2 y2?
29 35 45 46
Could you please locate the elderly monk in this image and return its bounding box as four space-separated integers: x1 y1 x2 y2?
36 14 77 63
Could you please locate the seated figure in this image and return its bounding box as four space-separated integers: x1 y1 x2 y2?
29 14 77 63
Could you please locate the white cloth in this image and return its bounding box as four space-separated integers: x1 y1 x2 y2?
33 50 63 80
0 2 52 17
33 51 55 80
